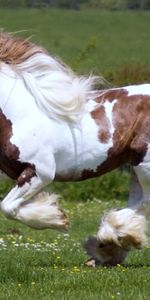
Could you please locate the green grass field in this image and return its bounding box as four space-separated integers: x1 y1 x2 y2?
0 8 150 77
0 8 150 300
0 171 150 300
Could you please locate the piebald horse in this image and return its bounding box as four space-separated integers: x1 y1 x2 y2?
0 31 149 266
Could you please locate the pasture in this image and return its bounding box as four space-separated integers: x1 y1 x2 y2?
0 8 150 300
0 8 150 78
1 171 150 300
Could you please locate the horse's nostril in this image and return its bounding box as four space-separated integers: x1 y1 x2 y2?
98 242 106 248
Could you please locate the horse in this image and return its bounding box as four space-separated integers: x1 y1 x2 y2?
0 31 149 266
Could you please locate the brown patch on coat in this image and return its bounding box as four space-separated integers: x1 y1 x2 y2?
0 109 36 185
80 88 150 180
91 105 111 143
95 88 129 104
17 166 36 187
109 91 150 166
90 90 126 145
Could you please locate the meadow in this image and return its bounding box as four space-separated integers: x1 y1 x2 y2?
0 8 150 80
0 8 150 300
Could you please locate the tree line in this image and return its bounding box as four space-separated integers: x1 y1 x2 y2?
0 0 150 10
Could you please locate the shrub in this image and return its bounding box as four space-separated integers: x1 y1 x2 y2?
105 65 150 86
52 170 129 202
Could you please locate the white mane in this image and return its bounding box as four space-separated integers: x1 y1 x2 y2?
15 52 96 122
0 31 99 122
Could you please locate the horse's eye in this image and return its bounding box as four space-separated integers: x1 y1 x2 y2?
99 242 106 248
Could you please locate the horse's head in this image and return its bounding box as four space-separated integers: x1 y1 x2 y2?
84 236 128 266
84 208 147 266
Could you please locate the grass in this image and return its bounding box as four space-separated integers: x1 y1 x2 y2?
0 170 150 299
0 7 150 300
0 8 150 77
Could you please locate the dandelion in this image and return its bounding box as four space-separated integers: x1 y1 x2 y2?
53 265 58 269
73 266 80 272
40 240 46 244
53 239 58 244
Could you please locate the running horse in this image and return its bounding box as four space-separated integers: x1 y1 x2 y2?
0 31 149 266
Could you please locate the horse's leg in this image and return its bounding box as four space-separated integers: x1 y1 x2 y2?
1 167 68 230
97 169 147 247
85 168 147 266
133 163 150 218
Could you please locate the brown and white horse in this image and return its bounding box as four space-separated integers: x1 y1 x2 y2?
0 31 149 266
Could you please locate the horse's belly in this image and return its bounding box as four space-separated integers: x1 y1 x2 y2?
55 136 114 181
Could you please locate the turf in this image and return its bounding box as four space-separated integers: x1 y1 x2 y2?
0 8 150 300
0 171 150 300
0 9 149 75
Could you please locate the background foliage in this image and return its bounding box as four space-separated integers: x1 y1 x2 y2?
0 0 150 9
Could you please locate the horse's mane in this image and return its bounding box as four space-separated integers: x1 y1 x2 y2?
0 31 98 122
0 31 46 64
